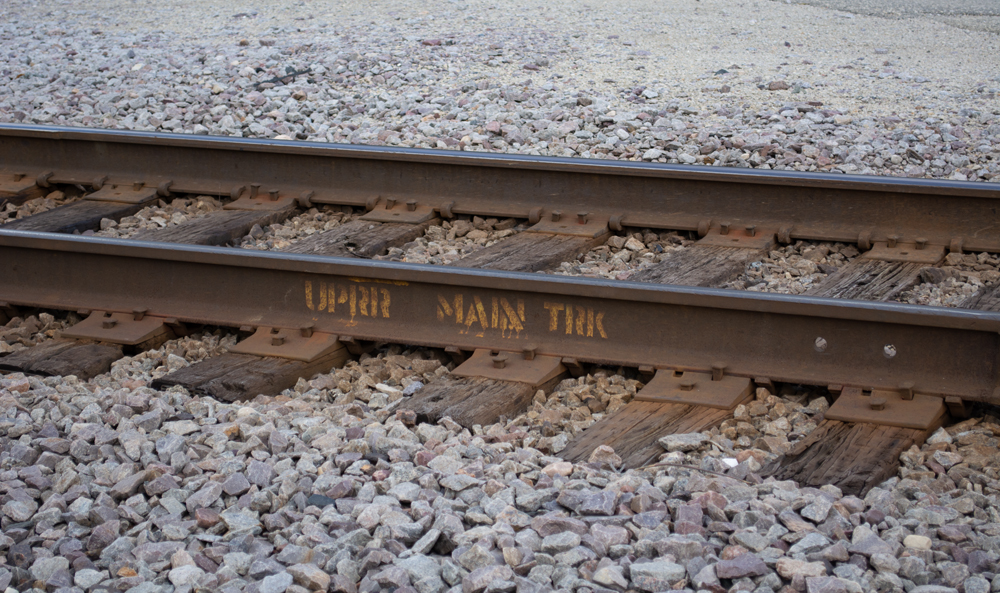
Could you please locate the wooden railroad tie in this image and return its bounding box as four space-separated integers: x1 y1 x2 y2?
807 239 947 301
630 224 774 287
450 210 610 273
562 366 753 468
0 310 173 380
402 348 567 427
775 385 947 495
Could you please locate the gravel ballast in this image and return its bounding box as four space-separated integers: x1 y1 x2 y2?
2 321 1000 593
2 1 1000 592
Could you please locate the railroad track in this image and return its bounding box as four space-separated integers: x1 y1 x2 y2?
3 123 1000 496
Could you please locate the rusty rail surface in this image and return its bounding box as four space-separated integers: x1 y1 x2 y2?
2 124 1000 250
2 230 999 403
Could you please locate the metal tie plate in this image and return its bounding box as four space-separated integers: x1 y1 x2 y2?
695 225 776 249
633 367 754 409
525 211 609 238
825 386 947 429
861 241 946 265
451 348 565 388
85 184 160 205
62 311 170 345
225 184 298 211
360 198 437 224
0 173 41 198
229 326 345 362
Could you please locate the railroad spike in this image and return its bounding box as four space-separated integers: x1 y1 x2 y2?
157 180 173 197
528 207 542 224
296 190 315 208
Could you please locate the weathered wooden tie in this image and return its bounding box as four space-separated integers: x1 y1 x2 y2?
133 209 293 246
562 367 753 467
962 281 1000 311
561 401 734 467
151 351 344 401
450 231 606 273
774 386 947 495
404 349 567 427
0 310 173 379
808 240 945 300
3 181 163 233
153 327 350 401
3 200 151 234
0 339 122 380
774 422 937 496
629 225 773 287
285 218 434 257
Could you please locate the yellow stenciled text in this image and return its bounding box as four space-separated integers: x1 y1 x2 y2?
305 280 392 321
543 302 607 338
436 293 525 338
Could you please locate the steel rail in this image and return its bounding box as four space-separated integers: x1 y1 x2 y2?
2 124 1000 250
2 230 998 403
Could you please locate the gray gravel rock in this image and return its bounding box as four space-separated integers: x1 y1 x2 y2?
2 289 1000 593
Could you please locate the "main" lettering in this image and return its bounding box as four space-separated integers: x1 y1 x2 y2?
437 293 525 338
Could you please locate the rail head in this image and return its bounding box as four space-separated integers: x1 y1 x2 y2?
2 122 997 198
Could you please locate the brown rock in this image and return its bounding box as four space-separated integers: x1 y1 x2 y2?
111 470 149 499
716 553 768 579
195 508 220 528
767 81 791 91
86 520 121 553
